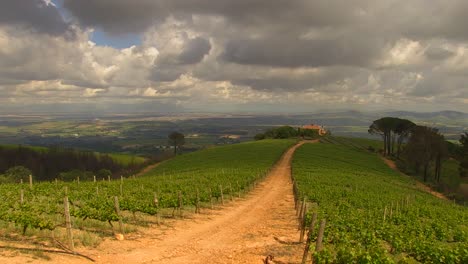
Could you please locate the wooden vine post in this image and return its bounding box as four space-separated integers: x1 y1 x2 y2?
20 189 24 205
209 188 214 209
219 185 224 205
113 196 124 234
301 212 317 264
63 196 75 251
29 175 33 190
299 204 309 242
154 192 160 225
178 191 183 217
315 219 326 252
229 183 234 201
383 206 387 222
298 196 307 227
195 188 201 214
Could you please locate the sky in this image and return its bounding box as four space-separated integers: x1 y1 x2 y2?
0 0 467 114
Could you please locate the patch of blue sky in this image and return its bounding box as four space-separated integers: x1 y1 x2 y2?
91 30 142 49
51 0 141 49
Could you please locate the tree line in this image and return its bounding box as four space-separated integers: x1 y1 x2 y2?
0 146 144 183
369 117 467 184
254 126 320 140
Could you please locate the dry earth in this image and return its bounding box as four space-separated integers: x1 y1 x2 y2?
0 141 313 264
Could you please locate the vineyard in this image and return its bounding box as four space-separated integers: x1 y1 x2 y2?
0 139 295 250
292 142 468 263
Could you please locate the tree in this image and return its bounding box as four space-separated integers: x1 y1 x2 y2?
369 117 415 157
59 169 93 182
97 169 112 180
299 128 320 139
368 117 396 156
431 132 447 183
405 126 446 182
459 132 468 177
460 133 468 151
394 119 416 158
264 126 298 139
168 132 185 155
3 166 32 183
254 133 265 140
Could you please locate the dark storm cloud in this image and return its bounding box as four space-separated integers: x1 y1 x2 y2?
62 0 368 34
221 36 383 68
63 0 164 34
397 0 468 41
424 47 455 61
231 74 344 92
0 0 70 35
151 67 184 82
177 37 211 65
148 37 211 82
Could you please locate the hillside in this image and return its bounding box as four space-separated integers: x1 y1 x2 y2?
293 142 468 263
0 144 148 182
0 139 297 262
0 144 147 166
0 138 466 263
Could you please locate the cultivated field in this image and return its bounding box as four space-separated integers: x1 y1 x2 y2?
292 142 468 263
0 138 467 263
0 139 296 260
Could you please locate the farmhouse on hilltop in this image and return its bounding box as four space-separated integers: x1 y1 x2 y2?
302 124 327 136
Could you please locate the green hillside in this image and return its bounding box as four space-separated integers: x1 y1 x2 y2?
0 144 146 166
293 142 468 263
0 139 296 242
143 139 296 176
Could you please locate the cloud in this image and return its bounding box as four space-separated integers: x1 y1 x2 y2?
0 0 71 36
0 0 468 113
425 46 455 61
178 37 211 64
63 0 164 34
221 36 383 68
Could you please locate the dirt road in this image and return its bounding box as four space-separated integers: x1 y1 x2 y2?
3 141 308 264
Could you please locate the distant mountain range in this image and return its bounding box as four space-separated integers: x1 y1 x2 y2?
0 110 466 141
383 110 468 120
